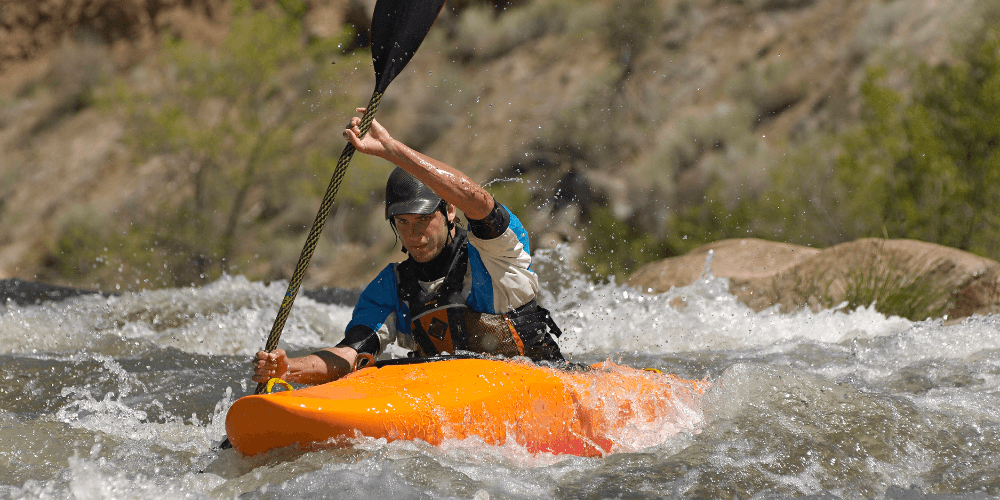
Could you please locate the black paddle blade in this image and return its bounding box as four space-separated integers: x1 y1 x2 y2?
371 0 448 93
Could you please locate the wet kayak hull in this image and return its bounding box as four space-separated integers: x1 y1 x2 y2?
224 358 705 457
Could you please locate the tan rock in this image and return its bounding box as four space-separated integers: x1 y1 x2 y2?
627 238 820 291
628 238 1000 321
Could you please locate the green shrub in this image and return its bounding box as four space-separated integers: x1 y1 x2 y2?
41 3 363 289
41 205 213 289
604 0 660 58
717 9 1000 263
664 175 760 255
836 19 1000 258
450 1 569 62
483 178 532 218
26 40 113 135
841 242 954 321
581 205 670 282
726 60 803 125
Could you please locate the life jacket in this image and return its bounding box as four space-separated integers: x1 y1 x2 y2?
395 230 563 362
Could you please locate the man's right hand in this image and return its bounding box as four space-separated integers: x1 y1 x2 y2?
250 346 358 385
252 348 289 383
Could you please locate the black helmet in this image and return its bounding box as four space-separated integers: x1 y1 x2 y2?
385 167 443 220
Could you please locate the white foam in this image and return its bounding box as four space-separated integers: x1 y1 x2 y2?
533 247 914 356
0 275 354 356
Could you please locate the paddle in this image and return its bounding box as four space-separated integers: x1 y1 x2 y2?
219 0 447 450
254 0 447 394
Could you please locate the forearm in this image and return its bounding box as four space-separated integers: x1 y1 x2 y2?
282 346 356 384
382 139 494 220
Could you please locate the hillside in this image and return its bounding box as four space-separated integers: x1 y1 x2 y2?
1 0 996 293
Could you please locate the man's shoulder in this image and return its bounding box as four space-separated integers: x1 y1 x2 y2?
360 262 401 294
505 209 530 243
468 202 513 240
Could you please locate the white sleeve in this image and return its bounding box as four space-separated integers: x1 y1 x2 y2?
377 313 416 352
468 228 540 312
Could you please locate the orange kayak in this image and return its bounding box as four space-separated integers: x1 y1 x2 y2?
224 358 707 457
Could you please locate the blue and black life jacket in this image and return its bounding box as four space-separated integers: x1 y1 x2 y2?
395 229 563 361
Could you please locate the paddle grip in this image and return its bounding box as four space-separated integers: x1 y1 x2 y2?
254 91 383 395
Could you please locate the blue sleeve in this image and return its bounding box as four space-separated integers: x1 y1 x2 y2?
508 209 531 255
347 264 407 334
467 245 494 314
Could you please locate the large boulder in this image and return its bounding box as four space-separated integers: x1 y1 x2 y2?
627 238 1000 321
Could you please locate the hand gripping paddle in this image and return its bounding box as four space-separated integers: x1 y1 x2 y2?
254 0 448 396
218 0 447 450
219 0 445 449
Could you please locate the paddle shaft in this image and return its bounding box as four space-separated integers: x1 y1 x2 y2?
254 91 382 395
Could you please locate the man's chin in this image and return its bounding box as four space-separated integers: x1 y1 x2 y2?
408 248 440 263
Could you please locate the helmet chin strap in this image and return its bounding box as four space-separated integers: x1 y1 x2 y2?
387 217 406 254
442 202 455 244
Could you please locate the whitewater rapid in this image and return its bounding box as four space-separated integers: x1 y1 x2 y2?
2 249 999 499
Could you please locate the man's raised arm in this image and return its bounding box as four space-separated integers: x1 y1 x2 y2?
344 109 494 220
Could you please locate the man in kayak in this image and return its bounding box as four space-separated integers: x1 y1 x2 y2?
252 111 564 385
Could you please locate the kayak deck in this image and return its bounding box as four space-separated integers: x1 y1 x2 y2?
225 358 706 457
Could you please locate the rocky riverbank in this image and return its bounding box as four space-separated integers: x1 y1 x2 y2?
628 238 1000 321
2 0 997 294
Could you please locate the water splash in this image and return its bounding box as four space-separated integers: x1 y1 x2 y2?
3 257 1000 498
533 245 913 357
0 275 354 356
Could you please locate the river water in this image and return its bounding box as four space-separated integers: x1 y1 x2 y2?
2 249 999 499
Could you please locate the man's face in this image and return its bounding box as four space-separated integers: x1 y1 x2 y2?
393 206 455 263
